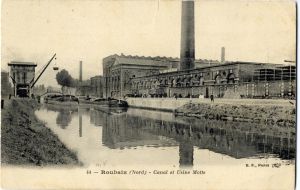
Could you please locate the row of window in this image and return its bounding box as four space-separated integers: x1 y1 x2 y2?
132 77 235 89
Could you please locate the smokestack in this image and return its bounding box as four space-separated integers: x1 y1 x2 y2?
179 0 195 71
79 61 82 82
221 47 225 63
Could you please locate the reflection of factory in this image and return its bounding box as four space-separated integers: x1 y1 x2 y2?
140 110 294 159
103 0 296 99
95 108 295 166
99 113 177 149
45 105 294 166
90 109 106 126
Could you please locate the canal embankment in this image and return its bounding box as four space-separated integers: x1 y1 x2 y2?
176 101 295 128
126 98 296 127
1 99 80 166
127 98 193 111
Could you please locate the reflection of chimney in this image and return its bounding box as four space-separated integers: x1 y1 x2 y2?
79 114 82 137
79 61 83 82
179 140 194 167
179 0 195 71
221 47 225 63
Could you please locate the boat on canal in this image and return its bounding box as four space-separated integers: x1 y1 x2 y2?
79 97 128 108
44 94 128 108
44 94 79 106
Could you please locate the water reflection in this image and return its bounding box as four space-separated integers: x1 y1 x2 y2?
44 104 78 129
40 105 295 167
56 110 72 128
79 113 82 137
96 108 295 163
179 139 194 166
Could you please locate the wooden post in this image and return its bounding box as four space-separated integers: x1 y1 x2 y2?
1 99 4 109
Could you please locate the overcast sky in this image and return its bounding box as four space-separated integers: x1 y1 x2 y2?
1 0 296 87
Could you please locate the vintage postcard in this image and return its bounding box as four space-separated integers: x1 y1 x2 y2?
1 0 296 189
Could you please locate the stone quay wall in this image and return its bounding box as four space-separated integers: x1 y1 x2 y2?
126 98 295 128
126 98 194 111
126 97 295 112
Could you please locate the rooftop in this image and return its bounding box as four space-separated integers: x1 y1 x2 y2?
104 54 220 63
115 56 170 67
91 75 103 79
8 61 37 67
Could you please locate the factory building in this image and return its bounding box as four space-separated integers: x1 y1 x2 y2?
102 53 295 99
102 54 220 98
131 61 295 98
102 0 295 99
103 54 173 98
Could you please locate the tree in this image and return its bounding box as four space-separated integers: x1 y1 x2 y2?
56 69 74 94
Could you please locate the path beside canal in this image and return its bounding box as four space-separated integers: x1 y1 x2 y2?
1 99 80 166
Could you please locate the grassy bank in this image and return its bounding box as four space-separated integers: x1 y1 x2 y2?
175 101 296 128
1 99 80 166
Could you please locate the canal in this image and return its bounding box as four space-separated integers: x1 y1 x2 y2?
35 104 295 168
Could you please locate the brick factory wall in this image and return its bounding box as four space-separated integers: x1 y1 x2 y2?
159 80 295 99
237 80 296 98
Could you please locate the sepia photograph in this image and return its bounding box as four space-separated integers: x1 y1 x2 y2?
1 0 296 189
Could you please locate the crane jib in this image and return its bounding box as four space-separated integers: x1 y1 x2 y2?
30 53 56 89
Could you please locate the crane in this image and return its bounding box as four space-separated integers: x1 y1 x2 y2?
30 53 57 89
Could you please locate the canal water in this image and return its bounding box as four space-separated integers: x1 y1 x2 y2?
35 104 295 168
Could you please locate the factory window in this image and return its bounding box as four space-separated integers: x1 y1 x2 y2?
199 77 204 85
215 75 221 84
227 73 235 84
23 72 26 83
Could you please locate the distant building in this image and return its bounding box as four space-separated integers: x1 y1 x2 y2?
75 76 104 97
8 61 37 97
76 79 92 96
90 75 103 97
1 70 12 98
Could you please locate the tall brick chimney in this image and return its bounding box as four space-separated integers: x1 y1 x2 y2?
179 0 195 71
79 61 82 82
221 47 225 63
